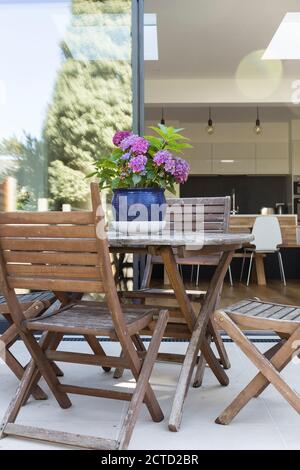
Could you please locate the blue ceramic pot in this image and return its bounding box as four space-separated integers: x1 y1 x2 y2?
112 188 166 222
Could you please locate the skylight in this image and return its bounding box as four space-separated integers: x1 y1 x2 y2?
263 12 300 60
144 13 158 61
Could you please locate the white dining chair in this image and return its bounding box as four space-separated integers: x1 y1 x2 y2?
240 215 286 286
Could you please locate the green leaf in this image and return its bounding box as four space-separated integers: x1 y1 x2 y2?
146 170 155 180
132 174 142 185
149 126 168 140
158 123 168 133
111 177 121 189
168 133 190 140
144 135 163 148
86 171 97 178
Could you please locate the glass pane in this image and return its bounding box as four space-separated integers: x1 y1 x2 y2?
0 0 133 211
144 0 300 215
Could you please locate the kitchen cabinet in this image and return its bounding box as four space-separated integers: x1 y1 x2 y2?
186 143 212 174
212 142 255 174
256 142 289 174
292 141 300 175
256 158 289 174
212 158 255 174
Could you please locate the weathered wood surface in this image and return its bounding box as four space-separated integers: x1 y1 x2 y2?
0 182 168 450
168 250 233 432
0 291 56 401
3 423 117 450
26 303 156 336
225 299 300 324
215 308 300 425
108 231 253 249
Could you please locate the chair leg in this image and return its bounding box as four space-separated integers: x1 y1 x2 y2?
190 265 194 283
84 335 111 372
278 251 287 286
228 265 233 287
209 318 231 369
19 330 72 410
179 264 183 278
5 348 47 401
113 351 125 379
246 252 254 286
118 310 168 450
0 331 59 435
254 340 286 397
196 265 200 286
132 334 147 353
201 338 229 386
240 250 246 282
193 353 206 388
0 359 39 438
214 311 300 425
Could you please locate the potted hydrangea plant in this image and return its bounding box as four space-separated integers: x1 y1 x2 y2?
91 124 192 231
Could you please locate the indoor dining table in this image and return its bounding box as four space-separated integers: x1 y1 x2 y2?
108 229 254 431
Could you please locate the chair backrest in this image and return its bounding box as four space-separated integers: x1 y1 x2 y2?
0 183 124 331
252 215 282 251
141 196 231 287
165 196 231 233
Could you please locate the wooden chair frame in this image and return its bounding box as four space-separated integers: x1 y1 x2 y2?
118 196 231 386
214 299 300 425
0 292 58 401
0 183 168 450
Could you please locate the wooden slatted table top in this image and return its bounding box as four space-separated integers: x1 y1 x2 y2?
108 231 254 248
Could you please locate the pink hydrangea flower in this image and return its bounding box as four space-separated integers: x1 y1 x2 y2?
173 158 190 183
112 130 132 147
153 150 172 166
120 135 149 154
128 155 148 173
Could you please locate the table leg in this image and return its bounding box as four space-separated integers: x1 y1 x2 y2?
255 254 266 286
168 251 233 432
160 247 196 331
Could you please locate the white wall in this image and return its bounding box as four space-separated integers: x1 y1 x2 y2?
145 79 296 106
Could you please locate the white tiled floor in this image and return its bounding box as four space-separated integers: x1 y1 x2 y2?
1 339 300 450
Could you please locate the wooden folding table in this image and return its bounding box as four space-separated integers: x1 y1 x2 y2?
109 230 253 431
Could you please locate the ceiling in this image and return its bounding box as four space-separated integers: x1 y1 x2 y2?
144 0 300 80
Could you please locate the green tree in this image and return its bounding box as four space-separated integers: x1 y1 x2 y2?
44 0 132 209
0 134 47 209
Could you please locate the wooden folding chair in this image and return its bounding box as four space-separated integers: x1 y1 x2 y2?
214 298 300 425
0 183 168 450
119 197 231 385
0 291 57 400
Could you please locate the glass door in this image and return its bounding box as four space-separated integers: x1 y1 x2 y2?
0 0 139 210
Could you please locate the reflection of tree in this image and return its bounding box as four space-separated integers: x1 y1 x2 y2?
0 134 47 209
44 0 132 209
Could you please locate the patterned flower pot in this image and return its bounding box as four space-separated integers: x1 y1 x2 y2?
112 188 166 234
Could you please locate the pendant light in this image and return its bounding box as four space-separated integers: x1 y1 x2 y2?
254 107 262 135
160 107 166 125
206 106 214 135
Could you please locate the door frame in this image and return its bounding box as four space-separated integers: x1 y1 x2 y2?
132 0 144 135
